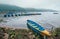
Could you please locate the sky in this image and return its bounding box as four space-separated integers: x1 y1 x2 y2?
0 0 60 11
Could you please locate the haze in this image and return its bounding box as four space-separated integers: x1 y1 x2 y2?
0 0 60 11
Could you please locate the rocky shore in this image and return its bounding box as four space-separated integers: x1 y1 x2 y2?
0 27 60 39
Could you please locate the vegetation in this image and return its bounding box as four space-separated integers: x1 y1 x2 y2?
0 27 60 39
51 27 60 39
54 27 60 36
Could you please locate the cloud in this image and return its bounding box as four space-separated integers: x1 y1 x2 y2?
0 0 60 10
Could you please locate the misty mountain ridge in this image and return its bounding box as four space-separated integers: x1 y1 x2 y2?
0 4 57 13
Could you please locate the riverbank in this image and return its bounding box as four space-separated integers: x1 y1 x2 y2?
0 27 60 39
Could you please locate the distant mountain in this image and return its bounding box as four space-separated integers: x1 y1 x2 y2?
24 8 57 12
0 4 25 12
0 4 57 13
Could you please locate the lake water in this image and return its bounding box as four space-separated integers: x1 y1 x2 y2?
0 12 60 30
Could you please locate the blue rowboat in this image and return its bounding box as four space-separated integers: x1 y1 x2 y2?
27 20 51 36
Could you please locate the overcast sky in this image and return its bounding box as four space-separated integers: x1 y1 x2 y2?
0 0 60 11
